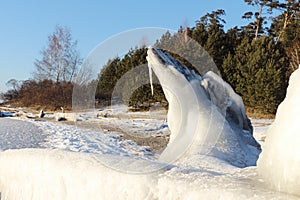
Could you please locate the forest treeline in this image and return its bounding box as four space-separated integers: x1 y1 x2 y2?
2 0 300 114
96 0 300 114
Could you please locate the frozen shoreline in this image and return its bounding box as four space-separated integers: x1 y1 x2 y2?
1 112 299 199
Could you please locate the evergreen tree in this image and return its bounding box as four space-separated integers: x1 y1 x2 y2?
191 23 208 47
94 8 291 115
234 36 288 113
269 0 300 74
197 9 228 69
96 47 167 109
268 0 300 43
222 52 238 89
96 57 120 100
204 18 228 70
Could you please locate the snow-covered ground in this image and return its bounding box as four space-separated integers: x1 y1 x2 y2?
0 47 299 199
1 47 299 198
0 118 47 150
1 110 297 200
251 118 273 144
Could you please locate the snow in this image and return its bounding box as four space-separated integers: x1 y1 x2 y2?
257 67 300 196
0 111 297 199
0 148 297 199
0 149 157 200
0 118 47 150
147 47 260 167
0 50 299 199
251 118 273 144
27 117 158 173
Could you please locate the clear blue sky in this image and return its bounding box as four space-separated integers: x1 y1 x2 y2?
0 0 252 93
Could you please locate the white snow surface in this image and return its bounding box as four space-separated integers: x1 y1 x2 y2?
0 113 298 199
257 67 300 196
0 50 299 199
0 118 47 150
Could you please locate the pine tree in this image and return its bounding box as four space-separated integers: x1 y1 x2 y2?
234 36 288 113
96 47 167 109
268 0 300 43
222 52 238 89
242 0 275 39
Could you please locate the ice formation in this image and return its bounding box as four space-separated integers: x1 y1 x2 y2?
1 148 296 200
147 47 261 167
257 66 300 196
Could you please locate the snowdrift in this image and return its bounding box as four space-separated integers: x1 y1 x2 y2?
0 148 297 200
2 47 299 199
257 66 300 196
0 149 157 200
147 47 261 167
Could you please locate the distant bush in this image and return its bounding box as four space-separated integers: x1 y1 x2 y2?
1 79 73 110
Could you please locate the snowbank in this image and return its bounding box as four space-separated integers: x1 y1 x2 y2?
0 149 296 200
2 47 299 198
257 67 300 196
0 149 156 200
147 47 260 167
0 111 297 199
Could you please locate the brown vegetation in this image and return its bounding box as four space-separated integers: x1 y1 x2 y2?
2 80 73 111
246 106 275 119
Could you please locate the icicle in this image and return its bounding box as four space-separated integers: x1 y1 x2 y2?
148 63 154 96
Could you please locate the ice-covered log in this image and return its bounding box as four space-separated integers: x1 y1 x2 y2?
147 47 261 167
257 66 300 196
55 113 77 122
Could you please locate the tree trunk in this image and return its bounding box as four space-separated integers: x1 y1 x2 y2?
254 7 263 40
276 12 289 44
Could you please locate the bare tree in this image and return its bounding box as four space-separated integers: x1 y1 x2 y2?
6 79 21 91
34 25 82 83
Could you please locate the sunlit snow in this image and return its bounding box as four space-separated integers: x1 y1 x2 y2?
0 50 299 200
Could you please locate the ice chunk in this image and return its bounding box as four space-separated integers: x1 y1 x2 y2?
257 67 300 196
146 47 260 168
148 60 154 96
201 71 253 133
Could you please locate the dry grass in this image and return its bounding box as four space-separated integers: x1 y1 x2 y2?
245 107 275 119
